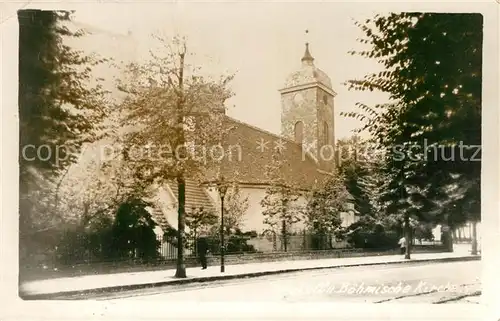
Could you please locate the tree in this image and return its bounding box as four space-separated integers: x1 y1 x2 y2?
55 147 149 229
343 13 482 256
117 34 234 277
186 207 219 242
337 136 379 218
222 183 249 234
304 173 350 250
305 174 348 233
414 222 435 243
260 151 303 251
111 199 160 262
18 10 110 239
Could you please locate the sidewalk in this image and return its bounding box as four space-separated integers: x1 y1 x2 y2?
20 246 479 299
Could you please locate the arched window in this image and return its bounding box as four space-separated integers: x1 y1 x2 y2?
294 121 304 145
323 122 329 146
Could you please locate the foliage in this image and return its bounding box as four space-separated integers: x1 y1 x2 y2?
304 172 349 234
49 145 151 232
205 229 258 254
186 207 219 237
336 136 381 218
347 228 399 250
413 222 435 241
116 34 234 276
109 199 160 261
116 35 234 185
260 151 304 235
222 183 249 233
343 13 482 249
186 182 251 253
52 198 160 265
18 9 110 188
18 9 110 237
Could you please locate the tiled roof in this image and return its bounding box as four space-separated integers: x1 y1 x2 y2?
205 116 329 189
150 205 172 232
166 179 217 214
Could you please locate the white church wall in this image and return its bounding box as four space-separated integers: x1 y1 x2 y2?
205 185 267 232
204 185 312 234
242 187 271 233
153 185 197 258
154 185 180 230
340 210 357 228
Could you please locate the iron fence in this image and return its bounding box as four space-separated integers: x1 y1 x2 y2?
156 232 353 260
20 229 446 269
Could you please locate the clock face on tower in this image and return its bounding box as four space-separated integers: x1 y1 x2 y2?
293 92 304 105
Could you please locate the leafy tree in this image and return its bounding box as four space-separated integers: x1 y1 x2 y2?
49 143 150 231
18 10 110 239
413 222 435 242
186 207 219 242
110 199 160 262
222 183 249 234
343 13 482 256
337 136 379 218
117 34 234 277
305 174 348 233
260 151 303 251
304 173 350 250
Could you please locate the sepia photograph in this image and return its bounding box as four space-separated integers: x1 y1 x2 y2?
1 1 498 320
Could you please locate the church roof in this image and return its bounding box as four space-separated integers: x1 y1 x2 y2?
283 43 332 90
167 178 217 213
204 116 330 188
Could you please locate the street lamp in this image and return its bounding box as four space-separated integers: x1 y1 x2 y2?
216 176 229 273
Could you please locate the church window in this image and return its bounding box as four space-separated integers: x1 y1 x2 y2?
294 121 304 145
323 122 329 146
323 94 328 105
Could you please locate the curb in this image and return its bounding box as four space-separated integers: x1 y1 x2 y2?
20 255 480 300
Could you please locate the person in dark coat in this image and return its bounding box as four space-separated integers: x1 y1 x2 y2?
196 236 209 269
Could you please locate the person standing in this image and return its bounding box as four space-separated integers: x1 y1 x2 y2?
398 236 407 255
196 235 209 270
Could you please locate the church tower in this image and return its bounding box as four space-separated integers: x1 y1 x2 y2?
279 43 336 171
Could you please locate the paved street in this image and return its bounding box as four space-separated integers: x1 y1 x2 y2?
97 260 480 303
20 246 474 298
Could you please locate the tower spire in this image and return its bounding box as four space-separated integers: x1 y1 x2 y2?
301 43 314 64
301 30 314 64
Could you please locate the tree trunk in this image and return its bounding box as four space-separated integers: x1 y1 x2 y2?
404 214 411 259
446 216 454 252
471 220 478 255
175 176 187 277
174 46 187 278
282 220 287 252
193 228 197 254
447 230 454 252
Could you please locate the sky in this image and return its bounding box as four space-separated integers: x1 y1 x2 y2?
70 2 391 141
